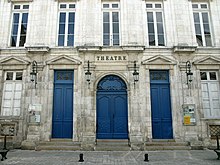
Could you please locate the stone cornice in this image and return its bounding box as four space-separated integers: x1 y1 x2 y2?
173 45 197 53
8 0 33 2
77 46 145 52
25 45 50 53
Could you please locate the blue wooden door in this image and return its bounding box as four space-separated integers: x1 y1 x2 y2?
96 75 128 139
52 71 74 138
150 71 173 139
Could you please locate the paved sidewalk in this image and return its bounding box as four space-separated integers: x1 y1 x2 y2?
1 149 220 165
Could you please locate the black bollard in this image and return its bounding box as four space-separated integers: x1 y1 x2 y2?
144 153 149 162
79 153 84 162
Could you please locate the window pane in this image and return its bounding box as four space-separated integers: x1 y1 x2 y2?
20 24 27 35
205 34 212 46
157 23 164 34
103 35 110 46
69 4 75 8
200 72 207 80
59 24 65 34
146 4 152 8
12 25 19 35
103 4 109 8
68 24 74 34
195 24 201 34
192 4 198 8
210 72 217 80
148 23 154 33
155 4 162 8
156 12 162 23
13 13 20 23
103 12 109 22
22 13 28 24
59 13 66 23
67 35 74 46
193 13 200 23
196 35 203 46
147 12 153 22
149 35 155 46
113 34 119 45
112 4 118 8
23 5 29 9
202 13 209 23
11 36 17 46
203 24 210 34
58 35 65 46
14 5 20 9
158 35 165 46
60 4 66 8
112 12 119 22
103 23 110 33
201 4 208 9
69 13 75 23
19 36 26 46
113 23 119 33
6 72 13 80
16 72 22 80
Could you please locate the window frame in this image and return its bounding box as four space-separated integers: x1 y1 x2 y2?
10 4 29 47
57 3 76 47
1 71 23 116
192 2 213 47
102 2 121 46
146 2 166 47
200 70 220 118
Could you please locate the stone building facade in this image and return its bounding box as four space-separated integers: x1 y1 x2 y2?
0 0 220 150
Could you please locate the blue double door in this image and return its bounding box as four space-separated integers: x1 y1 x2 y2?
150 71 173 139
52 71 74 138
96 75 128 139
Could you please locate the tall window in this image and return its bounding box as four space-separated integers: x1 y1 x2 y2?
58 3 75 46
200 71 220 118
102 2 120 46
192 3 212 46
1 71 23 116
10 4 29 47
146 3 165 46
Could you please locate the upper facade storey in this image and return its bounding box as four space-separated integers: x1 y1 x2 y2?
0 0 220 49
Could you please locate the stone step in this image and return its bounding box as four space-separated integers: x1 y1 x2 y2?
36 145 81 151
144 141 191 150
96 139 129 146
144 145 191 150
35 139 81 151
145 142 189 146
95 139 130 151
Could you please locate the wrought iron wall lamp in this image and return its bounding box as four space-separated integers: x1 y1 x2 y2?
186 61 193 85
133 61 139 83
85 60 91 84
30 60 38 88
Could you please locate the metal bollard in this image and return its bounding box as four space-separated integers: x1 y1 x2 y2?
144 153 149 162
79 153 84 162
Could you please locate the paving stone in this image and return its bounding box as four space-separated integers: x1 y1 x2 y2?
1 150 220 165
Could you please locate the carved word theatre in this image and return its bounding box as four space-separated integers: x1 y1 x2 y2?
96 56 127 61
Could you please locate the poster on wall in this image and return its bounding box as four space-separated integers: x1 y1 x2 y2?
183 104 196 126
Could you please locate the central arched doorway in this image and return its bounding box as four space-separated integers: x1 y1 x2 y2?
96 75 128 139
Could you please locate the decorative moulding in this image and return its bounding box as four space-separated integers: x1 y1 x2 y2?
77 46 145 52
54 0 78 2
25 45 50 53
173 45 197 53
0 56 30 65
8 0 33 2
193 56 220 65
142 55 177 65
46 55 82 65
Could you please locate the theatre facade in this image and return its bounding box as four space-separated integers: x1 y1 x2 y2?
0 0 220 150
